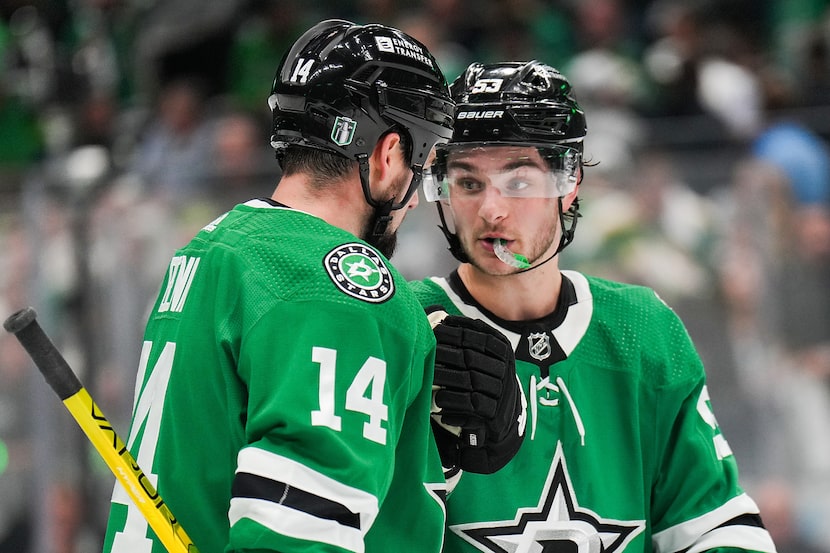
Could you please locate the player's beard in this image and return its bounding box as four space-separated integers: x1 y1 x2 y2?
360 171 414 258
362 218 398 259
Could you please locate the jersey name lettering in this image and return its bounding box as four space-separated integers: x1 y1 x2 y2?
202 212 228 232
158 256 200 313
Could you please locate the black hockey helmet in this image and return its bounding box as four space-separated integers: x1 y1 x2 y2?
425 60 587 264
269 19 455 215
450 60 586 150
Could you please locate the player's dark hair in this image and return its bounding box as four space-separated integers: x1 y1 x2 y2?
280 146 356 185
279 129 411 190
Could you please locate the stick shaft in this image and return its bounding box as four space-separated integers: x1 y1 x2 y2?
4 307 198 553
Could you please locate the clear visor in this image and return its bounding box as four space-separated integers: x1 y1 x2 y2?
423 144 580 202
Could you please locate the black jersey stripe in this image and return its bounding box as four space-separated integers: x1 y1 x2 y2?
720 512 766 528
675 513 768 553
232 471 361 530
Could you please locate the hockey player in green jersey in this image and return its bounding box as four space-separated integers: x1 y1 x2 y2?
412 60 778 553
102 20 522 553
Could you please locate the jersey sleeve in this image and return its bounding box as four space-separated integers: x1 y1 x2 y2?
648 306 775 553
408 278 461 314
226 298 431 552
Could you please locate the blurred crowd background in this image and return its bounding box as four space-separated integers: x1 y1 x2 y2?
1 0 829 552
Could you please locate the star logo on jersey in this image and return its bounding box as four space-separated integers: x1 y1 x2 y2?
324 243 395 303
451 442 645 553
424 482 449 518
345 258 380 281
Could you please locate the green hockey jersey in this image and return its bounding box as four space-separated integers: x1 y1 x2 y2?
410 270 777 553
102 199 447 553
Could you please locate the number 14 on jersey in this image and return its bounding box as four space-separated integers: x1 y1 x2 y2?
311 347 389 445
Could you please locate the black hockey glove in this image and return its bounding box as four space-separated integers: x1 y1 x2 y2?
427 307 526 474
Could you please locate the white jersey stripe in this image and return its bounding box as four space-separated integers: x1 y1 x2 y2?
685 525 778 553
557 270 593 355
428 272 594 357
652 493 769 552
229 496 365 553
230 447 379 552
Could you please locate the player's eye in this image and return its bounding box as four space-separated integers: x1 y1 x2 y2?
451 175 484 194
505 179 531 192
502 167 547 196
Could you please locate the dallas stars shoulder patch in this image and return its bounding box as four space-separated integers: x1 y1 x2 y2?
324 243 395 303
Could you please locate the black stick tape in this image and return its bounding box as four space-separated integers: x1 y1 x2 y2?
4 307 83 400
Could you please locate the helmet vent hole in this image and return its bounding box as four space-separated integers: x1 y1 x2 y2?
528 75 547 89
513 109 569 136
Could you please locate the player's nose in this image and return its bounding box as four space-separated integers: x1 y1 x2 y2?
478 185 507 223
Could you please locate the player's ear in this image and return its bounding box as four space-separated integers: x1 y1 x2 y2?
371 132 405 181
369 132 409 202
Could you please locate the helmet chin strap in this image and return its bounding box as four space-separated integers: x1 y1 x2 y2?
355 155 392 244
357 153 422 245
369 203 394 242
435 201 469 263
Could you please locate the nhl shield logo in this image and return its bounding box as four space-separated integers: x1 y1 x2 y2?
331 116 357 146
324 243 395 303
528 332 551 361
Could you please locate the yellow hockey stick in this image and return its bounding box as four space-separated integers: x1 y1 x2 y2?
3 306 198 553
